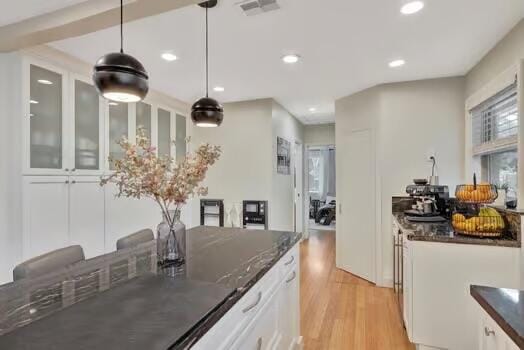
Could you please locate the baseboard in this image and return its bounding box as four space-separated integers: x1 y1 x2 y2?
293 336 304 350
379 275 394 288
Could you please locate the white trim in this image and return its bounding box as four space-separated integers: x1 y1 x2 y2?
466 64 518 111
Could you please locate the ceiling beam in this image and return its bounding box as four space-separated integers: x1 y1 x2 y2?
0 0 201 53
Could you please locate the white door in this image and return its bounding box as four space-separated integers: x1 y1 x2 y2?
23 176 70 259
294 142 303 233
336 129 376 283
69 176 105 258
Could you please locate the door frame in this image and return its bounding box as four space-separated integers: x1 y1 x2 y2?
303 143 336 238
293 141 304 234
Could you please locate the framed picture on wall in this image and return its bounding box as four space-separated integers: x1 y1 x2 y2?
277 136 291 175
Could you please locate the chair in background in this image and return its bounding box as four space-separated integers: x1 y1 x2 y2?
116 229 154 250
13 246 85 281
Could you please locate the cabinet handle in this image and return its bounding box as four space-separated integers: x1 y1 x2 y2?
256 337 262 350
71 168 76 172
71 180 76 184
285 255 295 266
286 271 297 283
65 180 69 184
242 291 262 313
484 327 495 337
64 168 69 172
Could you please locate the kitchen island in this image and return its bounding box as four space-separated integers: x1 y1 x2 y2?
0 226 302 350
392 197 521 350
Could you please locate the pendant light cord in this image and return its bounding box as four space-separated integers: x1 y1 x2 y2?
205 6 209 97
120 0 124 53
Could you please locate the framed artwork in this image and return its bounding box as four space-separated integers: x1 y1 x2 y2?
277 136 291 175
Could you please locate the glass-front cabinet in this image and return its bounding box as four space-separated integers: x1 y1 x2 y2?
71 77 104 173
28 63 66 173
24 58 187 175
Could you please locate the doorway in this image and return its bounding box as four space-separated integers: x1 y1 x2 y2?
305 145 336 235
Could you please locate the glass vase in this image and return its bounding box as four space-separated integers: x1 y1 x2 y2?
156 209 186 265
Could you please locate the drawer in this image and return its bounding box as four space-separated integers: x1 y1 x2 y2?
279 244 299 278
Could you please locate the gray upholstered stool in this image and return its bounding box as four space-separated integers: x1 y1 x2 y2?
116 229 154 250
13 245 85 281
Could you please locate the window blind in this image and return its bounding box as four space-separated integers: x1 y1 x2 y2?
471 81 518 156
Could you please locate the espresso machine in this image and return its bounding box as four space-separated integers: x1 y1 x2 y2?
404 180 450 222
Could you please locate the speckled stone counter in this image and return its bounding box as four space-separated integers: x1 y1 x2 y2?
393 213 520 247
0 227 302 350
471 285 524 348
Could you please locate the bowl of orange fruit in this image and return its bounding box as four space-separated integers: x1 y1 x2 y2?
455 183 497 204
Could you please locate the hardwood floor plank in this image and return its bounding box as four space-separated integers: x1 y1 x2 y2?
301 229 414 350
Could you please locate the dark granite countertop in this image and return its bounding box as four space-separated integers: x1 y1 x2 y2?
0 227 302 350
471 285 524 348
392 213 520 247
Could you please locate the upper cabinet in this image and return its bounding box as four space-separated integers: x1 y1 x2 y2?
23 56 188 175
28 63 66 172
71 76 104 173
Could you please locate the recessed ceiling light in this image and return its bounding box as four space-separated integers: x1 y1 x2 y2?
30 100 39 104
309 107 317 112
108 102 119 106
282 54 300 64
401 1 424 15
213 86 225 92
161 52 178 61
389 59 406 68
37 79 53 85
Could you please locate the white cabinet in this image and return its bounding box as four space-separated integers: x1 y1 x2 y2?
22 176 106 260
69 176 105 258
478 308 519 350
22 176 70 259
193 243 301 350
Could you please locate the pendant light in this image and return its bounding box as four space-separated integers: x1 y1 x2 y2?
93 0 149 103
191 0 224 128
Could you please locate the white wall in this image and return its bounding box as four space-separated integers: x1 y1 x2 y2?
191 99 274 226
336 77 466 286
271 101 304 232
304 123 335 146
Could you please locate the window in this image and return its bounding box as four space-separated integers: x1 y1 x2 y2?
471 81 518 190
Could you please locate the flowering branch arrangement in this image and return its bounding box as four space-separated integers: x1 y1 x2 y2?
101 127 221 231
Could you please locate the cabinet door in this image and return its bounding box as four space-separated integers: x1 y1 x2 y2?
69 176 105 258
22 176 70 259
107 102 129 170
157 108 172 158
175 114 187 162
278 267 300 350
136 101 152 140
71 77 104 174
26 62 68 174
232 297 279 350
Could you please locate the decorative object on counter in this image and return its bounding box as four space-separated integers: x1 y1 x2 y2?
455 174 498 204
191 0 224 128
505 187 517 209
92 0 148 103
452 208 505 238
101 127 221 265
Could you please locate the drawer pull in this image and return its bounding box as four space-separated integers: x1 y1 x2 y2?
285 255 295 266
484 327 495 337
242 291 262 313
256 337 262 350
286 271 297 283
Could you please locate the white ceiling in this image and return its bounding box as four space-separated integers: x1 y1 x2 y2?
49 0 524 124
0 0 90 27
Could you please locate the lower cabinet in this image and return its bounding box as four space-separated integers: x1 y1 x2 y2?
478 308 519 350
193 244 301 350
22 176 105 260
22 176 70 259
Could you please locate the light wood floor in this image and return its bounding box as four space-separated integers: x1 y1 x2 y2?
300 229 414 350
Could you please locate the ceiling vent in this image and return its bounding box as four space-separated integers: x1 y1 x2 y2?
237 0 280 16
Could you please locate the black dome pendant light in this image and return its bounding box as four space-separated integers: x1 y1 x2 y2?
93 0 149 103
191 0 224 128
